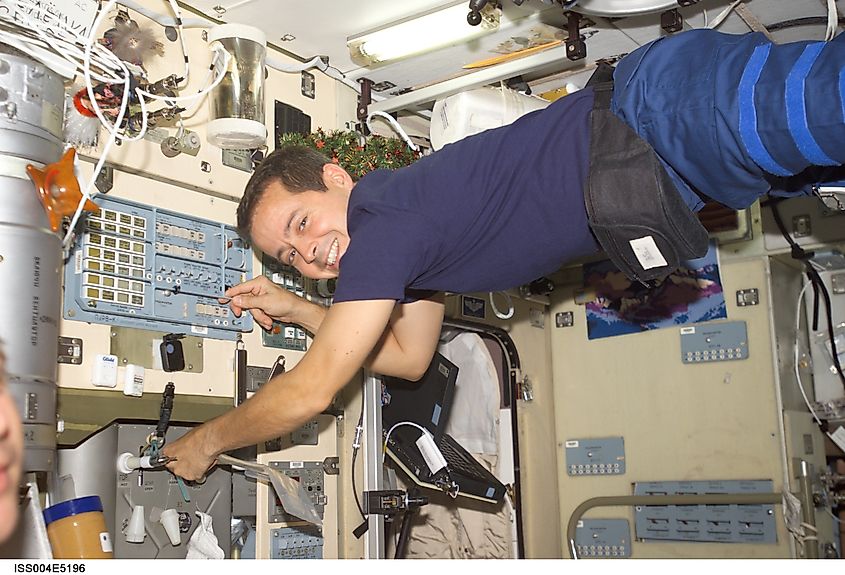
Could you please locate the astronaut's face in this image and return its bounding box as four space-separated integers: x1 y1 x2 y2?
250 164 353 280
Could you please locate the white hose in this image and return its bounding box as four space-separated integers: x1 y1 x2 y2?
365 111 419 151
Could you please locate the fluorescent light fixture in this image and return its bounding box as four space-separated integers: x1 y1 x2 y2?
348 2 500 66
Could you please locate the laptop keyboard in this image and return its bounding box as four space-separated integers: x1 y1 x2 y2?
437 435 491 481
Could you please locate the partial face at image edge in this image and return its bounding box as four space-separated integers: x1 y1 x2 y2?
0 351 23 543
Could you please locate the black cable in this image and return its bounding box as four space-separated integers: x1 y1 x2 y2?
155 381 176 441
394 509 415 559
351 441 365 519
764 199 845 394
351 380 367 522
766 17 845 32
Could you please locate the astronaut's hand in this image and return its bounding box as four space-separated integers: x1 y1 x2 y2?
221 275 305 331
162 425 217 482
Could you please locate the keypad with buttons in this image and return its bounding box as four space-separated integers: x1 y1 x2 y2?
565 437 625 476
680 322 749 364
574 519 631 558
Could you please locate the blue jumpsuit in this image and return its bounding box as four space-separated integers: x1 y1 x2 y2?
611 29 845 211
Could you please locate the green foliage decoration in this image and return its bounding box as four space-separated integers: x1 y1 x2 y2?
278 128 420 179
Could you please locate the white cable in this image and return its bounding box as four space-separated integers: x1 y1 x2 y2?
266 54 327 74
489 291 515 320
826 0 839 41
321 65 363 94
137 44 230 105
161 0 191 83
795 281 825 427
382 421 430 462
707 0 743 29
4 0 127 82
0 29 76 77
64 0 135 247
365 111 419 152
111 0 209 28
0 2 120 81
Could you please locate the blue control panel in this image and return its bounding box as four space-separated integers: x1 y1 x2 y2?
680 321 749 364
63 196 253 340
565 437 626 476
634 480 776 544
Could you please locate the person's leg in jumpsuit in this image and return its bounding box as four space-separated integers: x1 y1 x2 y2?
611 29 845 212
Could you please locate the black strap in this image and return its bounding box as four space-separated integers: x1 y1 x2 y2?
584 64 710 283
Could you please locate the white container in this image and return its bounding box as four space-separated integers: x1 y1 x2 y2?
126 505 146 544
122 364 144 397
206 23 267 149
429 86 549 151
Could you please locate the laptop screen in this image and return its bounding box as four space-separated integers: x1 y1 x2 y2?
381 352 458 442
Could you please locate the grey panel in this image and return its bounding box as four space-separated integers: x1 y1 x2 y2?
574 519 631 558
565 437 625 476
115 425 231 558
633 480 777 544
680 321 749 364
270 526 323 559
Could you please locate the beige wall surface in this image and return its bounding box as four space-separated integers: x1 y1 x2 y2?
549 256 792 558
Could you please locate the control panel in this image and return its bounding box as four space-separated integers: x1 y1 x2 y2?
64 196 253 340
633 480 776 543
267 461 326 522
680 321 749 364
565 437 625 476
270 525 323 559
261 255 309 351
574 519 631 558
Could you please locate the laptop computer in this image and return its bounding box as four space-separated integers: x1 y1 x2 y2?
381 352 507 504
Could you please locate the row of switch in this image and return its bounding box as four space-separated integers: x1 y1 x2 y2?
576 545 626 557
156 222 206 243
569 463 622 475
155 242 207 261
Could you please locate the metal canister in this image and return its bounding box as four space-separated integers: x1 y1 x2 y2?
0 44 65 471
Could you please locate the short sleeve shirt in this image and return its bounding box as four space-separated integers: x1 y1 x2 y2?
334 88 599 303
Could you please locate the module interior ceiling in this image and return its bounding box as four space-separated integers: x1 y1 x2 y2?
179 0 840 99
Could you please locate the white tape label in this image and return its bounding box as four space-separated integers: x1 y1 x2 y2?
629 236 668 270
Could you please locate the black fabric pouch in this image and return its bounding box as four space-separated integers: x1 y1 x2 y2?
584 75 709 284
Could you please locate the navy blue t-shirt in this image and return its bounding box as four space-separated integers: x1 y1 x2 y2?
333 88 600 304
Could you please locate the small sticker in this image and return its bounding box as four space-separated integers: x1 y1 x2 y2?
100 532 113 553
191 325 208 335
680 327 696 335
41 101 63 139
462 295 486 319
290 461 304 469
565 440 579 448
628 236 668 270
74 251 83 274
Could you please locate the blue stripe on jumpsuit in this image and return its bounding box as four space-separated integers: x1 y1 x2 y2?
610 29 845 211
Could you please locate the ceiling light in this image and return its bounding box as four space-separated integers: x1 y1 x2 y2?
347 2 500 67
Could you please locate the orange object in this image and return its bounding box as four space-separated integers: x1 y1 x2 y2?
462 40 563 69
43 496 114 559
26 148 99 232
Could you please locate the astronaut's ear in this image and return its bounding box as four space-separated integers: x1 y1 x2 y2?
322 163 354 189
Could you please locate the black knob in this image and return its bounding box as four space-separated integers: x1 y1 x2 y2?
467 9 482 26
